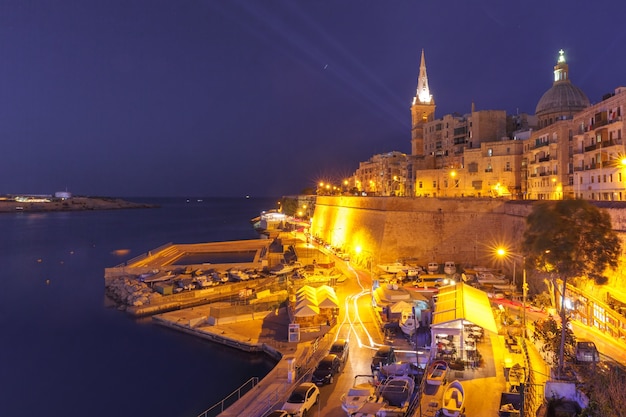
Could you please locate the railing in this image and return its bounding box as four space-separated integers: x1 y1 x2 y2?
113 242 174 267
197 377 259 417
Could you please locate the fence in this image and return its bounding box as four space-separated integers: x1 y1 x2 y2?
196 377 259 417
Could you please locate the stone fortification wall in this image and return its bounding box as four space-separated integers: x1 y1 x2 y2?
312 197 626 271
312 196 513 266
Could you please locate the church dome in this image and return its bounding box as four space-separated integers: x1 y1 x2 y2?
535 50 589 127
535 81 589 116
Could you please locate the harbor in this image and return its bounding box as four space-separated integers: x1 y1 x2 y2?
105 226 554 417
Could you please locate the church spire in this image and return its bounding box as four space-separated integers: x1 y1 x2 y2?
410 49 436 157
413 49 433 105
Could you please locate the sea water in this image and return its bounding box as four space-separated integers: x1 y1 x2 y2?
0 197 277 417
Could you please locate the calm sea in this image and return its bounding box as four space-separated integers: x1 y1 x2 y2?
0 197 278 417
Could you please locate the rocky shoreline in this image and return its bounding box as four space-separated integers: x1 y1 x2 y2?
0 197 158 213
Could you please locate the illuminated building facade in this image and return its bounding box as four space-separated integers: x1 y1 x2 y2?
570 86 626 200
352 151 409 196
349 49 625 201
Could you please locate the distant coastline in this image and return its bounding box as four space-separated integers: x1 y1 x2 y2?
0 197 158 213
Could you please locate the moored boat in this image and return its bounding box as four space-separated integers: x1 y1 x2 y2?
377 262 406 274
443 261 456 275
426 360 448 386
340 375 377 416
427 262 439 274
399 308 419 336
375 375 415 417
441 380 465 417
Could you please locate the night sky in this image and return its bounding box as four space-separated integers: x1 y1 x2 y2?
2 1 625 198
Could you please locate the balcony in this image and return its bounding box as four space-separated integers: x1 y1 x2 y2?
584 144 597 152
538 156 550 162
532 141 550 150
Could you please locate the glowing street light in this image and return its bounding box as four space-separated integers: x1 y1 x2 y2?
497 247 528 338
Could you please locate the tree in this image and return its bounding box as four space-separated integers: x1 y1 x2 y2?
522 199 621 378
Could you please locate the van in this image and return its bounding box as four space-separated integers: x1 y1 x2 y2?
413 274 447 288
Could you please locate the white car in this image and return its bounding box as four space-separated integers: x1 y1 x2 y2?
282 382 320 416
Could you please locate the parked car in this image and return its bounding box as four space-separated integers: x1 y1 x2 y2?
312 354 341 385
281 382 320 416
575 339 599 364
371 345 396 373
329 339 349 364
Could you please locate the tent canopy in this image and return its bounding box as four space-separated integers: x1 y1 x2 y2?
432 282 498 334
389 300 414 313
295 304 320 317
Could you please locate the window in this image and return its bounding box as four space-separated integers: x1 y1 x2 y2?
603 175 607 183
418 181 423 189
487 148 493 157
620 173 623 182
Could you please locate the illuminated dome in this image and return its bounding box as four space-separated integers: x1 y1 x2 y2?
535 50 589 128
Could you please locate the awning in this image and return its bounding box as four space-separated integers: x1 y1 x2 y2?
432 282 498 334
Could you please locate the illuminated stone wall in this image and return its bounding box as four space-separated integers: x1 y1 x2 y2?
311 196 530 268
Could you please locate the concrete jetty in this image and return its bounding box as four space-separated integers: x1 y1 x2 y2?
154 305 334 417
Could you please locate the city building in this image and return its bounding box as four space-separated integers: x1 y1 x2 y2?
348 49 625 201
351 151 410 196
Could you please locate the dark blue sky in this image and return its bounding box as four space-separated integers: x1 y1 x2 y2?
1 1 624 198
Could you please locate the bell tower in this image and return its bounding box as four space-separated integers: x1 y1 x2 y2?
410 49 436 156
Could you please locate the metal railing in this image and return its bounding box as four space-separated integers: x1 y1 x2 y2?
197 377 259 417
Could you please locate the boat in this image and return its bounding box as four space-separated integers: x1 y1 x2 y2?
476 272 508 285
380 362 423 381
399 308 419 336
443 261 456 275
426 360 448 386
340 375 377 416
377 262 406 274
228 268 250 281
375 375 415 416
401 266 422 278
427 262 439 274
441 380 465 417
269 263 297 275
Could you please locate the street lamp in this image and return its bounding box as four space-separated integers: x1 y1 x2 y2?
497 248 528 339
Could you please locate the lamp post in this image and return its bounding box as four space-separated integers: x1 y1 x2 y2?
497 248 528 338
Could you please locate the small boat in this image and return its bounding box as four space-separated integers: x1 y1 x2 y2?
441 380 465 417
426 360 448 386
399 308 419 337
401 266 422 278
377 262 406 274
228 268 249 281
427 262 439 274
376 375 415 416
340 375 377 416
443 261 456 275
476 272 508 285
209 270 228 284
